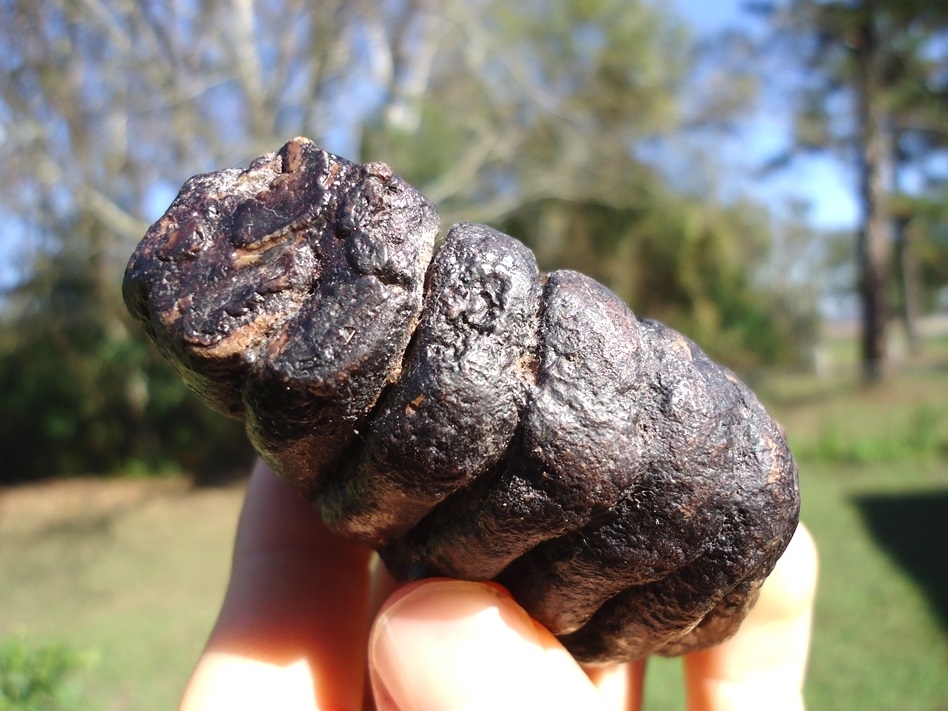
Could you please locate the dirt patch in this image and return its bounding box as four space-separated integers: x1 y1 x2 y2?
0 477 194 537
0 476 249 711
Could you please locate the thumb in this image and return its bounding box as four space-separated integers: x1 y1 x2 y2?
369 579 607 711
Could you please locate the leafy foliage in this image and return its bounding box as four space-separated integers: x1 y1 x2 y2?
757 0 948 376
794 404 948 464
0 246 253 483
0 0 818 481
502 194 818 366
0 638 93 711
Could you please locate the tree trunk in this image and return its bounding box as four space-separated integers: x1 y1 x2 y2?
892 128 922 359
854 12 892 381
897 216 923 356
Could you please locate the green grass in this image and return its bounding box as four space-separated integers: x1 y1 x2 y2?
758 365 948 466
1 366 948 709
800 460 948 710
0 636 95 710
755 358 948 710
639 460 948 710
0 480 242 710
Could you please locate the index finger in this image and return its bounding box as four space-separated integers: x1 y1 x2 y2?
180 460 378 711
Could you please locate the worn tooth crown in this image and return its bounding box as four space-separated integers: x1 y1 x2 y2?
122 138 800 665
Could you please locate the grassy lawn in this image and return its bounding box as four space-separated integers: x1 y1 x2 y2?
2 362 947 709
0 479 244 710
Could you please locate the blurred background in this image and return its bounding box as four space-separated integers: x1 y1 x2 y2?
0 0 946 708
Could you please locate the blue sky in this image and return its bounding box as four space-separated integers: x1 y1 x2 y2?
0 2 862 297
675 0 860 230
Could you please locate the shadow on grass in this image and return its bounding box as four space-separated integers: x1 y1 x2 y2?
853 490 948 632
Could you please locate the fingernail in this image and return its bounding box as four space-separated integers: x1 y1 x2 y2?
369 580 603 711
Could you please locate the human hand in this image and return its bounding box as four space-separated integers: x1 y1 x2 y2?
180 460 817 711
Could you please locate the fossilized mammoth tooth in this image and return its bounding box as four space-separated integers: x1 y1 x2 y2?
123 137 800 664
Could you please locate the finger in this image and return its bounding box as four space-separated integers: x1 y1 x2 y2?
180 460 376 711
682 523 818 711
369 579 610 711
364 558 400 710
582 660 647 711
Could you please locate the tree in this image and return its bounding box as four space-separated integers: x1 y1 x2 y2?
366 0 809 365
0 0 812 480
754 0 948 379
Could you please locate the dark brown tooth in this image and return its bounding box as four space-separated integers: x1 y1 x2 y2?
122 138 800 665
